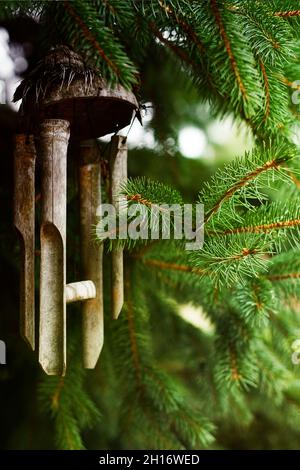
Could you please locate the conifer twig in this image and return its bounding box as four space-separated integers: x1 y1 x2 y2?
267 273 300 281
259 60 270 122
158 0 205 54
124 267 143 390
209 219 300 236
229 346 241 382
149 21 197 70
274 10 300 18
62 0 121 77
210 0 247 99
52 377 65 411
137 258 205 275
205 159 281 222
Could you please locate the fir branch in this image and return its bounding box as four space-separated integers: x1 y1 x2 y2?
0 0 43 17
62 0 121 77
200 144 298 230
158 0 205 54
267 272 300 281
214 313 258 390
230 2 293 64
149 21 197 69
101 0 117 16
51 376 65 411
124 268 143 390
123 178 183 207
204 158 281 223
137 257 206 276
255 341 293 402
229 346 241 382
191 232 271 286
290 173 300 189
95 0 138 35
113 266 214 449
259 60 270 122
206 198 300 251
211 219 300 236
233 278 276 327
265 251 300 298
210 0 247 99
126 194 152 207
275 10 300 18
38 332 101 450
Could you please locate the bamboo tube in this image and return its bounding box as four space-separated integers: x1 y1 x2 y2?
13 134 36 350
0 340 6 365
110 135 127 320
39 119 70 376
79 140 104 368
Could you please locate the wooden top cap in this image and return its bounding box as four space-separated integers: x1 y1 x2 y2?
14 46 138 139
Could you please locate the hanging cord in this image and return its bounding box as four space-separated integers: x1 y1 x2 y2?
95 105 141 160
124 107 139 139
91 106 143 199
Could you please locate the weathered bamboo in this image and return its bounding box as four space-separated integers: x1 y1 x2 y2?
13 134 36 350
39 119 70 376
79 140 104 368
0 340 6 365
110 135 127 320
65 281 96 304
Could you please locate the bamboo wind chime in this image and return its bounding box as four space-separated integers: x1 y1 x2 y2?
13 46 138 375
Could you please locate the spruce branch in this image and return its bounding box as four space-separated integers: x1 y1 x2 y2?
100 0 118 16
255 341 294 403
109 265 215 449
275 10 300 18
207 198 300 246
61 0 138 87
136 257 206 276
268 272 300 280
148 21 198 70
233 278 276 327
158 0 205 55
231 2 293 64
125 269 143 391
210 0 247 99
265 251 300 298
123 177 184 208
38 332 101 450
200 144 297 227
214 313 258 390
190 232 272 286
0 0 43 17
62 0 120 77
211 220 300 235
205 159 281 223
259 60 271 122
229 346 241 382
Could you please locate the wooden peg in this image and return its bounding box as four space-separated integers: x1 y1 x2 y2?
79 140 104 368
14 134 36 350
39 119 70 376
110 135 127 320
65 281 96 304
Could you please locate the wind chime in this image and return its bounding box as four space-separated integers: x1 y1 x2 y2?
13 46 138 375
